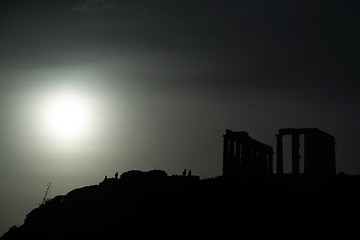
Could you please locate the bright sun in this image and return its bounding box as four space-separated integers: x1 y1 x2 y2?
40 90 95 144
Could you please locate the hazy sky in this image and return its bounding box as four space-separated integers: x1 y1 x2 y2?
1 0 360 235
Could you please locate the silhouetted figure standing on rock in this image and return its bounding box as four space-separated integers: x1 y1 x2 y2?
115 172 118 179
188 170 192 176
182 169 187 176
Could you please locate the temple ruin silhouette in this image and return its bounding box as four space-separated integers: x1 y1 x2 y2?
223 128 336 177
276 128 336 176
223 130 273 177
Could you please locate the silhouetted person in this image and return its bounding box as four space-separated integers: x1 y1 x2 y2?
182 169 187 176
104 175 108 182
188 170 192 176
115 172 118 179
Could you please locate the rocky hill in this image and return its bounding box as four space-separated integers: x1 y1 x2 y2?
1 170 360 239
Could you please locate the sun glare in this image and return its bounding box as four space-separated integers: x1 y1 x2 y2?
40 90 95 144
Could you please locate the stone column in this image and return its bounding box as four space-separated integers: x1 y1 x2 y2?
229 139 234 160
268 152 273 174
276 134 283 175
223 137 229 159
292 133 300 175
223 136 229 176
235 140 241 174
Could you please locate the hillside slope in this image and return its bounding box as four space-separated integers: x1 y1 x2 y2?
2 170 360 238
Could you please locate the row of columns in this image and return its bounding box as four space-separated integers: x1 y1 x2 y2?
224 128 336 176
223 131 273 176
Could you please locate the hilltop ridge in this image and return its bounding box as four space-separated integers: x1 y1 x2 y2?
2 170 360 238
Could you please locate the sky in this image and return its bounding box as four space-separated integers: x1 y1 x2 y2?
1 0 360 235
